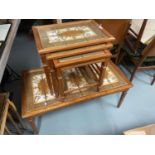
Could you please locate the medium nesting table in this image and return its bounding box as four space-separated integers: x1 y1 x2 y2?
46 50 112 100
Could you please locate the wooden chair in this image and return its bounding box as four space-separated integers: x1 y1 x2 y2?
120 36 155 85
0 93 25 135
95 19 131 63
125 19 148 54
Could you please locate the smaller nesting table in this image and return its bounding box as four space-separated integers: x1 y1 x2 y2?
46 50 112 100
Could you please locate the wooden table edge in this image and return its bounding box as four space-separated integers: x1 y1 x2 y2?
22 84 132 119
21 62 132 119
32 19 115 54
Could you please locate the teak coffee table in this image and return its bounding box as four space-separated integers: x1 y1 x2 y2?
22 61 132 134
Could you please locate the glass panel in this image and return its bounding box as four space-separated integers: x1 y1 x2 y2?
63 66 97 92
58 51 103 62
38 21 108 49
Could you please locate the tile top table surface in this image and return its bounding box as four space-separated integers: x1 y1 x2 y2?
52 50 112 69
33 20 115 54
46 43 113 60
22 61 132 119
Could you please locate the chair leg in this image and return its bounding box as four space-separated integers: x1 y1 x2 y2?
115 44 122 64
7 112 22 134
151 75 155 85
8 100 25 129
117 91 128 108
130 67 139 82
5 125 13 135
130 54 147 82
27 118 38 134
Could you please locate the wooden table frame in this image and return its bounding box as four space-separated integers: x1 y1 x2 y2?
49 50 112 100
26 89 129 135
22 62 132 134
43 44 113 96
32 20 115 98
32 20 115 54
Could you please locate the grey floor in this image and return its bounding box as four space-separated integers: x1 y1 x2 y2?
4 33 155 135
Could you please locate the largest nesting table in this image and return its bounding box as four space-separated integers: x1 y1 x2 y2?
22 20 132 134
22 61 132 134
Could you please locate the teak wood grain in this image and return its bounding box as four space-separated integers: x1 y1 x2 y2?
52 50 112 68
46 43 113 60
22 61 132 119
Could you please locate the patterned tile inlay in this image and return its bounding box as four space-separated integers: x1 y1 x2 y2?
102 67 119 85
32 74 55 104
46 26 97 44
31 65 120 105
38 21 107 49
63 68 88 91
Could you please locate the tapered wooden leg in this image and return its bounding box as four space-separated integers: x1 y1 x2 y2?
97 61 108 91
130 71 137 82
151 75 155 85
49 61 59 97
44 65 53 94
7 112 22 134
56 69 65 101
117 91 128 108
41 55 54 94
130 54 146 82
27 118 38 134
115 44 122 64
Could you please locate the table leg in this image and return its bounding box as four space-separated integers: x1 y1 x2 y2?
27 118 38 134
117 91 128 108
97 61 108 91
44 65 53 94
49 61 59 97
151 75 155 85
41 55 53 93
56 69 65 101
